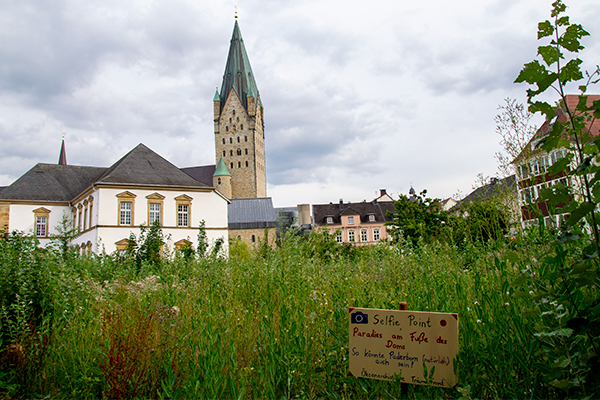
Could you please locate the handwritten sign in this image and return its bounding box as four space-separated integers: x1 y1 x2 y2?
348 308 458 388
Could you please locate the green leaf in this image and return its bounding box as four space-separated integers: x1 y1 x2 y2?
528 101 555 119
534 328 573 338
559 24 589 52
560 58 584 84
548 157 571 175
538 45 561 66
538 20 554 39
565 202 596 226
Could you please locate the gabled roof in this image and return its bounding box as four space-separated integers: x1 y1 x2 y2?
219 20 259 113
228 197 277 229
0 164 106 202
313 201 396 226
181 165 216 186
460 175 516 205
514 94 600 163
97 144 210 188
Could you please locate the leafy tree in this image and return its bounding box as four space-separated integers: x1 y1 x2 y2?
387 189 448 246
197 220 208 258
512 0 600 395
49 213 80 261
451 199 510 244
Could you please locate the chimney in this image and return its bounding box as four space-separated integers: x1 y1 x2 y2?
339 199 343 209
380 189 387 196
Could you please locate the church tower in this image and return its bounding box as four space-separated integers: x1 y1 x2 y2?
214 19 266 199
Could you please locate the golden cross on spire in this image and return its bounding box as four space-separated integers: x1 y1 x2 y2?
235 5 238 19
62 130 65 140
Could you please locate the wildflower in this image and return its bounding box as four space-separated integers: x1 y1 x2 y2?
505 303 510 307
529 290 534 295
474 301 479 305
467 307 471 312
477 320 482 324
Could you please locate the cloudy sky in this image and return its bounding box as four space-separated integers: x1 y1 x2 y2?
1 0 599 207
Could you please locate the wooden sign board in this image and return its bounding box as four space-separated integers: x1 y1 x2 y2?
348 308 458 388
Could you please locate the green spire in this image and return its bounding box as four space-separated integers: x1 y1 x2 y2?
219 20 259 113
213 89 221 102
213 157 231 177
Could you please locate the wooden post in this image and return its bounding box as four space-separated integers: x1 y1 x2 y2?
399 302 408 399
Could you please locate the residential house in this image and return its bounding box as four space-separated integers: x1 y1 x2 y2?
513 95 600 227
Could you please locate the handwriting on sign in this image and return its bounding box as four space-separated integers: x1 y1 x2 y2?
409 331 428 344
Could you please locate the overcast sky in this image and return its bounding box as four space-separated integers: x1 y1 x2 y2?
1 0 599 207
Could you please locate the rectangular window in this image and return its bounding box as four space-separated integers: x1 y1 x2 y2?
348 216 354 224
36 216 47 237
348 230 355 242
83 207 88 231
120 201 132 225
336 232 343 243
78 208 82 230
369 214 375 222
178 204 189 227
326 216 333 224
149 203 161 226
361 229 368 242
373 228 380 241
89 203 93 228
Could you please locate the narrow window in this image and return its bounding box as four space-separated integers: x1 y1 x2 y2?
241 124 244 130
236 116 239 122
36 216 47 237
230 162 234 169
237 148 242 155
238 161 241 168
230 150 233 156
252 235 256 242
223 150 226 157
245 148 248 155
232 110 235 116
361 229 368 242
245 161 248 167
222 138 226 144
348 230 355 242
177 204 189 227
120 202 132 225
229 138 233 144
226 126 229 132
336 232 343 243
373 229 380 241
237 136 240 143
218 177 222 185
149 203 161 226
245 136 248 142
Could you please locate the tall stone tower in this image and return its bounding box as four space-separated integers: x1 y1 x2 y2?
213 19 266 199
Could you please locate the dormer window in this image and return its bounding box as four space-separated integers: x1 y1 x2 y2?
369 214 375 222
348 216 354 224
326 216 333 224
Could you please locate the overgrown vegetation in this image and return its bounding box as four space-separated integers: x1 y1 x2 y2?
1 1 599 399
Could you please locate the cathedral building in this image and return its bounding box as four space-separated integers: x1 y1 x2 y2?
0 18 277 252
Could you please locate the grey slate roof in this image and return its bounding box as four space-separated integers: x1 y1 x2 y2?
460 175 516 205
313 201 396 226
96 144 210 188
228 197 277 229
0 164 106 202
0 143 211 203
181 165 216 186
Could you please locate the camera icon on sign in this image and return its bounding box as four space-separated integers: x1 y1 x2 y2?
351 311 369 324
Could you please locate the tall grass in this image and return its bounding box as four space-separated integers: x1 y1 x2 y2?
0 230 564 399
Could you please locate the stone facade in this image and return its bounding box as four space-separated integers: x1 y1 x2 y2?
214 89 265 199
229 227 276 248
0 203 9 231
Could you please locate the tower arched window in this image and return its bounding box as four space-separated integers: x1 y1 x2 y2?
236 117 239 122
229 138 232 144
229 117 232 123
237 137 240 143
238 161 241 168
232 110 235 116
222 138 225 144
218 177 221 185
230 150 233 156
237 149 242 156
245 149 248 155
230 162 233 169
241 124 243 130
245 136 248 142
223 150 226 157
245 161 248 167
225 126 229 132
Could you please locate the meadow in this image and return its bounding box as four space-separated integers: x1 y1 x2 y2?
0 225 579 400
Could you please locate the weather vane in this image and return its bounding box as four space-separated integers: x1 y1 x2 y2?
235 5 238 19
62 130 65 140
